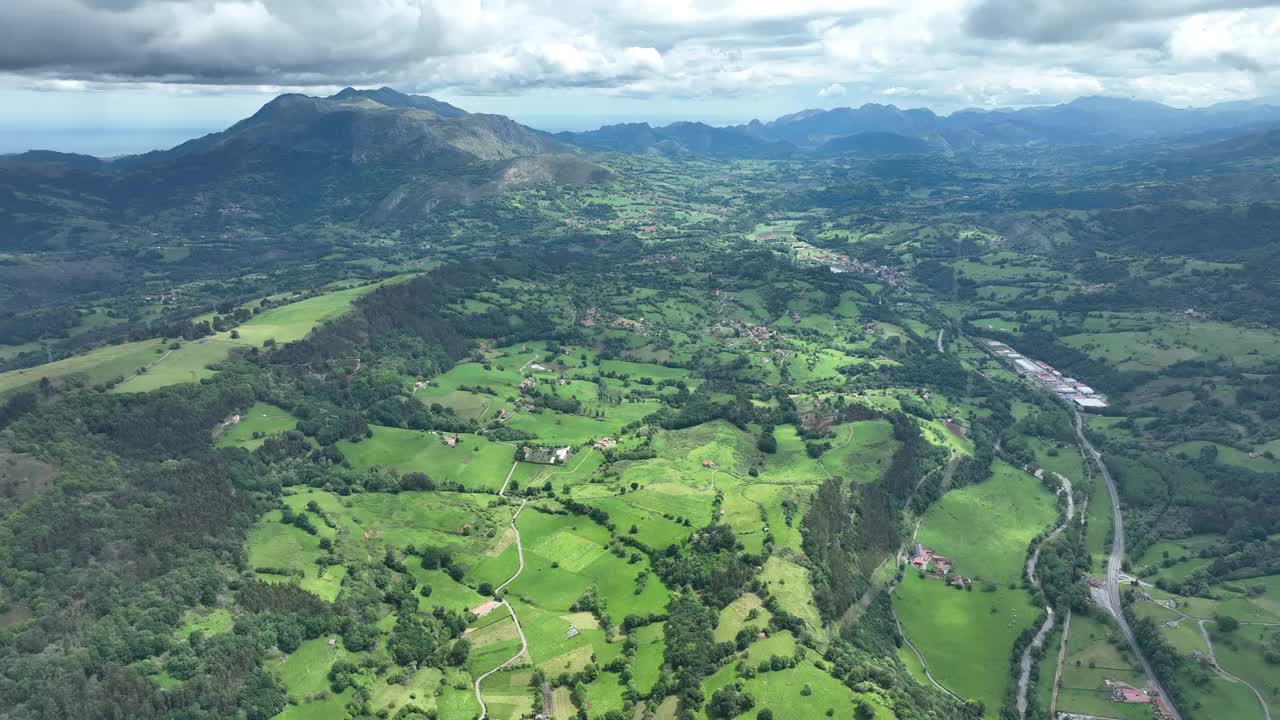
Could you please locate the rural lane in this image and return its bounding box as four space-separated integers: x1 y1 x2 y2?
473 462 530 720
894 610 964 703
1196 620 1272 720
1074 410 1184 720
1016 473 1074 720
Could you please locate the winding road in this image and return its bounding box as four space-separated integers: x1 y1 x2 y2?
473 461 530 720
1196 620 1272 720
894 609 964 702
1016 472 1073 719
1074 409 1184 720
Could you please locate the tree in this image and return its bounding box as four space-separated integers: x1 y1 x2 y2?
478 582 494 596
756 431 777 454
447 638 470 666
707 683 754 718
1217 615 1239 633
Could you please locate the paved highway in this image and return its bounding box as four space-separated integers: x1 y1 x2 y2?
1074 410 1183 720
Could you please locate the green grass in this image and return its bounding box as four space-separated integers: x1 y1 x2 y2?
1170 441 1280 474
631 622 666 695
112 339 242 392
273 637 349 700
175 607 234 640
477 668 534 720
1179 674 1265 720
275 688 354 720
229 282 385 347
700 654 893 720
282 487 509 561
0 338 170 395
1054 612 1150 720
215 402 298 450
895 574 1040 717
1 281 392 397
339 426 515 491
915 461 1058 584
1210 625 1280 718
894 460 1057 717
1060 316 1280 372
713 593 771 643
246 510 345 600
508 507 670 625
760 556 823 636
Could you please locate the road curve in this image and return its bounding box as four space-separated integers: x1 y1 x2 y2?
1016 473 1073 719
1197 620 1272 720
1074 410 1184 720
473 462 530 719
894 609 964 703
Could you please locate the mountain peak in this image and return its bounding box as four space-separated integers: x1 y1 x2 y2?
326 87 468 118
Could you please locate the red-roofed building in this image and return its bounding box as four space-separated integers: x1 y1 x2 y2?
1114 688 1152 703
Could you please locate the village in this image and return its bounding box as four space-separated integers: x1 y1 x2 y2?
784 237 908 286
984 340 1109 410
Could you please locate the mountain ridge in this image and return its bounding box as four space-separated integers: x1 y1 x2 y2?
554 94 1280 158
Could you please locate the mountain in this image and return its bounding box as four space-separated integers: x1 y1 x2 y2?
555 121 796 159
1 88 603 236
328 86 469 118
557 95 1280 159
814 131 945 157
759 104 942 148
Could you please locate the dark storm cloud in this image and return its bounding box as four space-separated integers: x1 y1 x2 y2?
0 0 461 84
963 0 1280 44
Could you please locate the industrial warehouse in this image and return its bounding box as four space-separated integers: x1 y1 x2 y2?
985 340 1109 409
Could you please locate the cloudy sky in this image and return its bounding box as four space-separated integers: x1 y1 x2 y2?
2 0 1279 153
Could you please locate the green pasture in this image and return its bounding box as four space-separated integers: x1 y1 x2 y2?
246 509 345 601
700 654 893 720
712 593 771 643
0 338 169 395
175 607 234 640
895 574 1039 717
215 402 298 449
273 637 350 700
508 507 670 624
914 460 1058 584
631 622 666 695
1054 613 1151 720
1170 440 1280 474
760 556 823 636
338 426 515 491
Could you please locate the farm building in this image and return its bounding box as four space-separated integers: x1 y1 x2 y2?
1072 396 1108 409
1113 688 1152 703
523 445 573 465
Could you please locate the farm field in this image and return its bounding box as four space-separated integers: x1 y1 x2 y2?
338 426 515 491
895 460 1058 716
1 281 391 397
0 338 171 395
215 402 298 449
1053 612 1155 720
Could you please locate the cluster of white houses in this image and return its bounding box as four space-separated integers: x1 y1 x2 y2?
986 340 1108 409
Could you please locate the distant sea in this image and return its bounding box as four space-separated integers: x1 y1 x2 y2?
0 127 219 158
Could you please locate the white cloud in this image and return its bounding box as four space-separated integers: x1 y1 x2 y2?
1 0 1279 110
